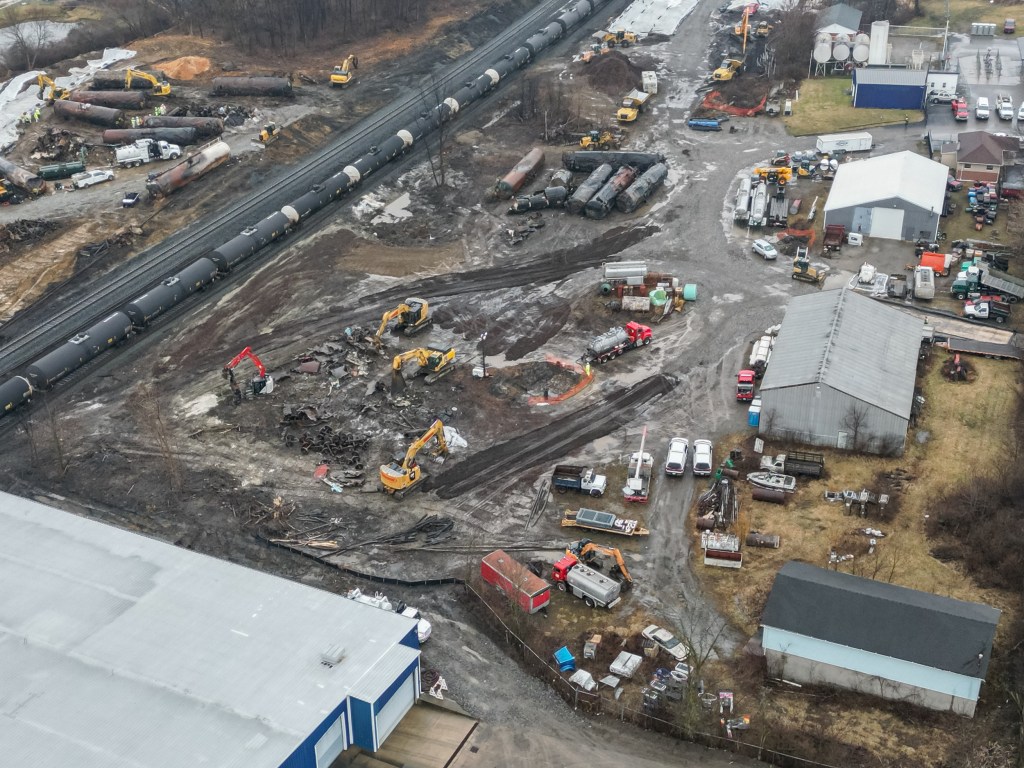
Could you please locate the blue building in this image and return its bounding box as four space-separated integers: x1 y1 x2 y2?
761 562 1000 716
0 491 421 768
852 68 928 110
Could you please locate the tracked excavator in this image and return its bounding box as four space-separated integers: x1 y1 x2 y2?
36 73 70 102
331 55 358 87
126 68 172 96
391 347 457 393
373 298 432 347
380 419 448 498
565 539 634 588
222 346 273 403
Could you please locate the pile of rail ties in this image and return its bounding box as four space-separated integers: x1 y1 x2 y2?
0 219 59 253
76 228 140 261
283 423 370 466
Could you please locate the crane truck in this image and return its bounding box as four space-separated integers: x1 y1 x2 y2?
331 55 358 87
623 427 653 502
374 298 432 346
379 419 448 498
582 321 652 364
390 347 457 393
222 346 273 401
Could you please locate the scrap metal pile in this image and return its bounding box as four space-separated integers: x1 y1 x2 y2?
32 127 88 162
0 219 59 252
696 476 738 530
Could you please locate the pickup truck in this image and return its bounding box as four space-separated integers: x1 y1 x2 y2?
552 464 607 497
71 169 115 189
963 299 1010 323
759 450 825 478
997 94 1015 120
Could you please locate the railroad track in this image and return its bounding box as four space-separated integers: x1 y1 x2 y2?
0 0 590 379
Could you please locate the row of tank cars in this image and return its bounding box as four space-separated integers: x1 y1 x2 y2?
0 0 610 421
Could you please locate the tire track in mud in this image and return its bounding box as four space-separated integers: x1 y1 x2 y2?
428 373 676 499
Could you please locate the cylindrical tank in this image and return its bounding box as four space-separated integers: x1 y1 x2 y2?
0 157 46 195
509 47 531 69
176 256 219 292
146 140 230 199
27 341 96 389
812 42 832 63
81 311 133 356
834 33 851 44
752 487 787 504
210 232 258 272
142 116 224 138
562 151 665 173
70 90 147 109
584 165 638 219
102 128 198 146
746 532 781 547
832 42 850 61
588 326 629 355
326 170 356 196
91 69 167 90
543 185 568 206
0 376 32 416
53 100 124 127
549 168 573 188
351 148 388 179
695 517 715 531
604 261 647 280
124 278 186 326
566 163 613 214
288 185 335 219
490 56 519 80
814 32 833 45
852 43 870 63
719 467 740 480
616 162 668 213
251 210 296 245
523 32 550 57
683 284 698 301
868 20 889 65
495 147 545 199
210 77 292 97
855 32 870 44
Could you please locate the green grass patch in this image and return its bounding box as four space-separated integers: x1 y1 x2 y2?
909 0 1024 32
784 77 923 136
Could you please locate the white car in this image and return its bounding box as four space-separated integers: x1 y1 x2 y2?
693 439 713 476
664 437 689 476
642 624 688 662
71 169 115 189
752 239 778 260
401 606 432 644
1017 104 1024 121
928 90 955 104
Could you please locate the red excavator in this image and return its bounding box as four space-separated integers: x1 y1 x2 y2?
222 346 273 403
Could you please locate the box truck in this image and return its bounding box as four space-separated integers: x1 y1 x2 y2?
481 550 551 614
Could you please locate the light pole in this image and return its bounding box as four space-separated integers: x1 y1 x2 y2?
479 332 488 379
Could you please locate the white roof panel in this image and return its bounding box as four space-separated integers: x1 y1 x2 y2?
824 150 947 214
0 492 419 768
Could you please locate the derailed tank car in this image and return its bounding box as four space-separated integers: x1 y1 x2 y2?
496 147 545 199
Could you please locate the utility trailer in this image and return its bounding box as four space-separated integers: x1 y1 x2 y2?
480 550 551 614
759 450 825 477
561 507 649 536
936 337 1023 360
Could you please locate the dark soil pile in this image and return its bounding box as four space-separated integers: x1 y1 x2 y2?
714 78 771 108
941 355 975 382
585 51 643 97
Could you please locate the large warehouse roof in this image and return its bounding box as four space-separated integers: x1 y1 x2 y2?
763 561 1000 677
824 150 947 214
759 288 922 418
0 491 418 768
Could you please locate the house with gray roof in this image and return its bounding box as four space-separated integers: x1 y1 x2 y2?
757 288 922 454
761 561 1001 716
816 3 862 36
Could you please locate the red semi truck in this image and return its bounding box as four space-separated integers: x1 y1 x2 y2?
735 369 755 401
481 550 551 614
583 321 652 364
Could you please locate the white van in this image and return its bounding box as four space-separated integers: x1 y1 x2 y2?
975 97 990 119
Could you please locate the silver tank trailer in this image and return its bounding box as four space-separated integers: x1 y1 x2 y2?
53 99 124 127
616 162 668 213
588 326 630 356
70 90 147 109
562 151 665 173
146 140 230 199
142 116 224 138
103 127 198 146
566 163 613 215
585 165 638 219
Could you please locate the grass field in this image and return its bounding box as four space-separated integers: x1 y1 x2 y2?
911 0 1024 31
785 78 924 136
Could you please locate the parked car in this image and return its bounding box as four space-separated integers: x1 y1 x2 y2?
72 169 115 189
1017 103 1024 121
692 439 713 476
953 100 969 121
929 90 955 104
642 624 689 662
947 175 963 192
752 239 778 260
975 97 990 119
664 437 689 476
1005 17 1016 34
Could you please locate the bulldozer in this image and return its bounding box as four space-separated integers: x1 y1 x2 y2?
330 55 358 87
254 122 281 145
36 73 70 102
390 347 457 393
373 298 432 346
566 539 634 589
379 419 448 498
126 68 172 97
579 130 618 150
792 247 830 285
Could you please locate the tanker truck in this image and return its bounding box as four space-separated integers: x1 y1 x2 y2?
582 321 652 364
550 557 622 609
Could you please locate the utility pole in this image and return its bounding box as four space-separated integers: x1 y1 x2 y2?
479 332 488 379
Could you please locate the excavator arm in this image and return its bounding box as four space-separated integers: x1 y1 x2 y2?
37 74 69 101
567 539 634 586
373 298 431 346
380 419 448 497
222 346 272 399
126 68 171 96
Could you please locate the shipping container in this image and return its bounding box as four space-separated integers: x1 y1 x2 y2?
480 550 551 614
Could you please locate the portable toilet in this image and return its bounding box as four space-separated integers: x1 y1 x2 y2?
554 646 576 672
748 396 762 427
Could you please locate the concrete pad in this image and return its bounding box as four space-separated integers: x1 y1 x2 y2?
373 702 478 768
609 0 701 37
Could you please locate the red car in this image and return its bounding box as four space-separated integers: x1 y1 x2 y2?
952 98 969 121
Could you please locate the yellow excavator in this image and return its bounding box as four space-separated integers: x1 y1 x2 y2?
391 347 457 393
331 55 358 87
126 68 171 97
380 419 448 498
373 297 432 347
37 74 70 102
566 539 634 589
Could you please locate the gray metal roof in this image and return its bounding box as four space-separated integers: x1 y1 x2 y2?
760 288 923 419
0 491 419 768
824 151 947 214
816 3 862 33
762 562 1000 678
853 67 928 86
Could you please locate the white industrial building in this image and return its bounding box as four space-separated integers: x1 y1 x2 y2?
757 288 922 453
0 491 422 768
824 150 947 241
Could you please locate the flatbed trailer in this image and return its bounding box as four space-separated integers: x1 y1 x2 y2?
561 507 649 536
937 337 1023 360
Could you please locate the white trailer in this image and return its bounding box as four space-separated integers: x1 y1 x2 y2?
815 131 873 154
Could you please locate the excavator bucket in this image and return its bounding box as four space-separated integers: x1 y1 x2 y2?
390 369 407 395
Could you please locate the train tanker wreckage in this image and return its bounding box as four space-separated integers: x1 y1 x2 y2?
0 0 612 421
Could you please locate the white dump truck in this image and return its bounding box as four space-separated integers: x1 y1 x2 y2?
115 138 182 168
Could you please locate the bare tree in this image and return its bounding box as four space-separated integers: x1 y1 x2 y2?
2 8 50 71
841 403 871 451
127 385 184 492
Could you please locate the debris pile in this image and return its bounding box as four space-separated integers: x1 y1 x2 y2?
33 128 87 162
75 227 142 260
696 476 738 530
283 424 370 464
585 51 643 96
0 219 59 251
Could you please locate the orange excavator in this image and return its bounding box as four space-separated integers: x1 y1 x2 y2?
379 419 448 498
565 539 634 588
222 346 273 403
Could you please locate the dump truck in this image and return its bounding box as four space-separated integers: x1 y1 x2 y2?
552 465 607 497
617 89 652 122
759 451 825 478
550 557 622 609
823 224 846 253
951 266 1024 302
480 550 551 614
711 57 744 82
963 299 1010 323
583 321 652 364
115 139 182 168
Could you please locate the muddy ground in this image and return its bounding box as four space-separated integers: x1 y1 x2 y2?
0 0 1010 766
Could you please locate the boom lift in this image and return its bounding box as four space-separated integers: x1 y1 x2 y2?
331 55 358 87
565 539 634 588
380 419 448 498
126 68 172 97
391 347 457 393
222 346 273 402
36 74 70 102
374 298 432 346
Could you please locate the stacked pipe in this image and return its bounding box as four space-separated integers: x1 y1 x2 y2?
103 127 199 146
210 77 292 97
142 116 224 138
584 165 637 219
562 151 666 173
53 100 124 127
70 90 147 109
616 162 668 213
566 163 613 215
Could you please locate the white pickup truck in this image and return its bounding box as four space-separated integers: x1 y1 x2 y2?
115 139 182 168
71 169 114 189
997 94 1015 120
